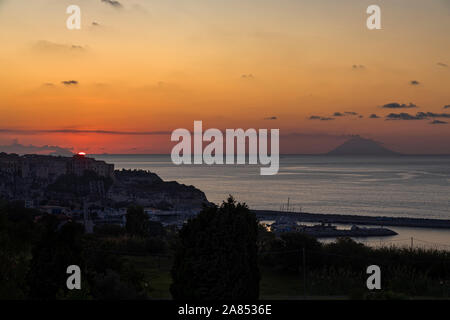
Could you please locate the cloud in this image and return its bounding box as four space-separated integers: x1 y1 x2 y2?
385 112 450 120
132 3 150 14
0 140 73 156
282 132 354 139
33 40 85 53
443 105 450 109
101 0 123 8
0 129 171 136
381 102 418 109
369 114 380 119
332 112 358 117
410 80 420 86
417 112 450 118
263 116 278 120
385 113 424 120
309 116 335 121
61 80 78 86
437 62 448 68
430 120 448 125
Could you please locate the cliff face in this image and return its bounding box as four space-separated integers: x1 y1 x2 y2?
110 169 210 211
327 136 398 156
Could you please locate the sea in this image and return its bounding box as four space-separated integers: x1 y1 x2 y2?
94 154 450 250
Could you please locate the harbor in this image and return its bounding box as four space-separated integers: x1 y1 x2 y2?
253 209 450 229
269 221 398 238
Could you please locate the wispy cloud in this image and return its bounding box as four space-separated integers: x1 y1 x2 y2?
386 113 424 120
61 80 78 86
369 114 381 119
33 40 85 53
418 112 450 118
282 132 354 139
385 112 450 121
381 102 418 109
309 116 335 121
333 111 358 117
0 140 73 156
101 0 123 9
0 129 171 135
430 120 448 125
437 62 448 68
352 65 365 70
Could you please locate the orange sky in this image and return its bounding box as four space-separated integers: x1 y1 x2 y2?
0 0 449 154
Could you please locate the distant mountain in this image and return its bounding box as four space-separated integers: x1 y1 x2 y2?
327 136 398 156
0 140 73 156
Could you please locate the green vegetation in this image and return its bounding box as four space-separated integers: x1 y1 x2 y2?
170 196 260 300
0 201 170 300
258 230 450 298
125 205 151 238
27 216 85 299
122 255 172 299
0 201 37 299
0 196 449 300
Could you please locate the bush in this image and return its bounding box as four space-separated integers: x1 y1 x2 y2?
145 237 167 254
92 270 145 300
94 224 125 237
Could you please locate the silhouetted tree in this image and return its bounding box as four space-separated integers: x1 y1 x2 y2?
27 217 84 299
0 202 36 299
148 221 166 237
278 232 323 272
94 224 125 237
170 196 260 300
125 205 149 237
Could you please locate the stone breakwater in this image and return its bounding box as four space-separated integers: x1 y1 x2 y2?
254 210 450 229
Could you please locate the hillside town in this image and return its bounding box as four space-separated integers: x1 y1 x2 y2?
0 152 209 232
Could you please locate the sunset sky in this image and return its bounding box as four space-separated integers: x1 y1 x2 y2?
0 0 449 154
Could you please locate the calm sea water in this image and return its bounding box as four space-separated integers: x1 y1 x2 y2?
94 154 450 249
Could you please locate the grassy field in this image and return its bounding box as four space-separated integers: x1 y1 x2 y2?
123 255 173 299
123 255 348 300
